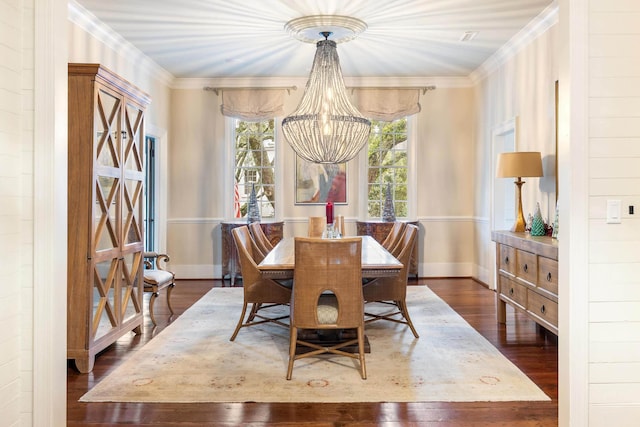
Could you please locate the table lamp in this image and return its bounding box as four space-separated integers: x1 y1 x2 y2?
496 151 543 232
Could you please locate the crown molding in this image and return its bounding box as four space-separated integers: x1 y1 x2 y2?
469 1 559 84
68 0 175 87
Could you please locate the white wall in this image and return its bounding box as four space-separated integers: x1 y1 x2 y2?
473 13 559 287
584 0 640 424
1 0 68 425
164 82 477 279
0 0 30 424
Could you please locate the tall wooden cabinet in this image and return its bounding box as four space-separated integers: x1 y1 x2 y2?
67 64 151 373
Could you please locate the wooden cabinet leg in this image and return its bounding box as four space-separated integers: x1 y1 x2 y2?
497 295 507 324
73 356 95 374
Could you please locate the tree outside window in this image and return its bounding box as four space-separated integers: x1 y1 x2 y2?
234 119 276 218
367 118 408 218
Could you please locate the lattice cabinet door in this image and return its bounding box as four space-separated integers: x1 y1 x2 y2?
68 64 150 373
121 98 146 328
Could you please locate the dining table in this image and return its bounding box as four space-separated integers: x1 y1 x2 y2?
258 235 402 354
258 235 403 280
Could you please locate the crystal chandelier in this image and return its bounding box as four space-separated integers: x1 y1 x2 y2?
282 27 371 164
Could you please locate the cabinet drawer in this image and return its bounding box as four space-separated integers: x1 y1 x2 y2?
537 256 558 295
499 275 527 308
516 250 537 285
528 291 558 329
498 244 516 275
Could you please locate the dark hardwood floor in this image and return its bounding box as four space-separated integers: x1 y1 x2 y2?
67 278 558 426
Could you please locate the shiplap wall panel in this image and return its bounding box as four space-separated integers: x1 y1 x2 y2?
590 138 640 156
590 77 640 97
590 323 640 342
590 362 640 382
590 383 640 404
591 57 640 77
588 0 640 422
590 36 640 59
591 407 640 427
590 12 640 34
0 0 23 423
589 220 640 240
590 342 640 363
20 0 35 423
590 118 640 138
589 241 640 263
590 177 640 195
590 99 640 117
591 0 640 11
590 302 640 321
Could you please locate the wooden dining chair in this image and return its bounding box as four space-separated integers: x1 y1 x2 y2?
287 237 366 380
381 221 406 254
248 222 273 256
307 216 326 238
230 226 292 341
363 224 420 338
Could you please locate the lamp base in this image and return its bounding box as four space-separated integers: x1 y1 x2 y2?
511 178 526 233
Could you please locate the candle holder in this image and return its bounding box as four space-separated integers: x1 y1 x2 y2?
322 222 341 239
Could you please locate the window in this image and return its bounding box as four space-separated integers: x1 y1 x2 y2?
366 118 408 218
233 119 276 218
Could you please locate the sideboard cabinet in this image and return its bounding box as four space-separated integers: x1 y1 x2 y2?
221 220 284 285
67 64 151 372
492 231 558 335
356 220 419 277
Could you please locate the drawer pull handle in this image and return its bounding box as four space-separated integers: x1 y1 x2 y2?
509 288 514 296
523 264 528 273
547 272 552 282
540 305 546 314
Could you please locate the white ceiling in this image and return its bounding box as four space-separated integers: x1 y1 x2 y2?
74 0 554 80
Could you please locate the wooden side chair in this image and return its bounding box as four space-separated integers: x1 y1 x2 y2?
381 221 406 254
307 216 326 238
230 226 292 341
363 224 420 338
143 252 176 326
287 237 366 380
248 222 274 256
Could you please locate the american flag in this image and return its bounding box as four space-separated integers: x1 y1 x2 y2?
234 183 241 218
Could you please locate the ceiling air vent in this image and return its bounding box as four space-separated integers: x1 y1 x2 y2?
459 31 478 42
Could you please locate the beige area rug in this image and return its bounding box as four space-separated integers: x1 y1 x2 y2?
80 286 550 403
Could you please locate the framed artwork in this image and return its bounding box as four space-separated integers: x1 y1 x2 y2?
295 156 347 204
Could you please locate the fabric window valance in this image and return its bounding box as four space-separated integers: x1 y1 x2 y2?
351 88 421 122
220 89 286 121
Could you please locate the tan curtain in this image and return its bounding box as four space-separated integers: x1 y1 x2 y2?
351 88 421 121
220 89 286 121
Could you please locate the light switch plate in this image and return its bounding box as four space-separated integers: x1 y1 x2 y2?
607 199 622 224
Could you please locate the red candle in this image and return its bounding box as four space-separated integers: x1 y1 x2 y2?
326 202 333 225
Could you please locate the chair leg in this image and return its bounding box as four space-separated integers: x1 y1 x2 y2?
166 283 175 315
398 299 419 338
230 302 249 341
357 326 367 379
149 292 159 326
247 303 261 322
286 326 297 380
